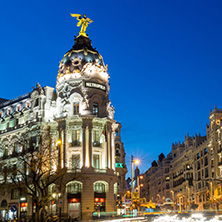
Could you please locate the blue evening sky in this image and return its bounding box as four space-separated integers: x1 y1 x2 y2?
0 0 221 176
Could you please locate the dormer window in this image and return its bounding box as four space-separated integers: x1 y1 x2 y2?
73 103 79 115
27 101 30 107
34 99 39 107
8 108 11 114
0 112 2 118
17 105 21 111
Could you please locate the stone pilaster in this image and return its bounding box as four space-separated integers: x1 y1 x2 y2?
105 181 115 212
82 127 86 167
81 179 94 220
88 125 92 167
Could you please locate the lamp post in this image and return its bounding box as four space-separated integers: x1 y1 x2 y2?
52 192 62 221
136 175 143 199
170 190 174 210
131 155 139 203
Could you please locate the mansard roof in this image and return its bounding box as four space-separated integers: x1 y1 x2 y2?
0 93 30 108
0 98 8 104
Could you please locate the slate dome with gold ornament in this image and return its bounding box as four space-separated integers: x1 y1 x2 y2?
57 35 105 81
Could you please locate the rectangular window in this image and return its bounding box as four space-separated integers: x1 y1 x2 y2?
11 189 20 199
30 136 37 150
93 154 100 169
93 103 99 115
205 168 209 178
73 103 79 115
72 154 80 169
72 130 80 141
93 130 100 147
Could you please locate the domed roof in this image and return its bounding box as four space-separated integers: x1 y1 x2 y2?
57 36 104 81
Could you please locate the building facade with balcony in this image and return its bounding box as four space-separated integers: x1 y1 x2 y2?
141 107 222 211
0 25 127 220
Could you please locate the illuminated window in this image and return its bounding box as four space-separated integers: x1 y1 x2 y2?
71 130 80 146
93 130 100 146
0 112 2 118
14 143 19 153
66 182 81 194
8 108 11 114
93 154 100 169
94 183 105 193
27 101 30 107
72 154 80 169
17 105 21 111
93 103 99 115
166 176 170 181
73 103 79 115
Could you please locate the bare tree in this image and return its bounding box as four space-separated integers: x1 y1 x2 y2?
0 125 66 222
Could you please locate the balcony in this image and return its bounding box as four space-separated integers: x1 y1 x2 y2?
115 152 121 157
93 141 101 147
69 140 81 147
67 168 81 173
94 169 107 173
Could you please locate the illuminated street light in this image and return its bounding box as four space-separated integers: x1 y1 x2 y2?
52 192 62 222
131 155 140 203
56 139 62 145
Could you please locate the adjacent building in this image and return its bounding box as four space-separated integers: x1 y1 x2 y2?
141 107 222 210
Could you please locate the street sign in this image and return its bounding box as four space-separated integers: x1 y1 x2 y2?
10 205 17 212
115 163 123 168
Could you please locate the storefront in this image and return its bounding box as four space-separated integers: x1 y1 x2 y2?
94 193 106 212
20 202 28 219
67 194 81 219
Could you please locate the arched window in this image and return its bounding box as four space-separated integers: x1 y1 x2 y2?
115 144 120 148
73 102 79 115
94 183 105 193
48 184 57 195
93 103 99 115
66 182 82 194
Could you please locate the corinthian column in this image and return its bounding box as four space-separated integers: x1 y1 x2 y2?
82 126 86 167
88 125 92 167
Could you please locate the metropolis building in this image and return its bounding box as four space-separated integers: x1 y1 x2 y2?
0 16 127 220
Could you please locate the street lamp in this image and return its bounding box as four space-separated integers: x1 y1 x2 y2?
51 192 62 222
131 155 140 203
170 190 175 210
136 175 144 198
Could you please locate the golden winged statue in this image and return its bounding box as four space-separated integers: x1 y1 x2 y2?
70 14 93 37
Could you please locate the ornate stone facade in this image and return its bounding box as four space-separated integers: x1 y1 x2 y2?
0 33 127 220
